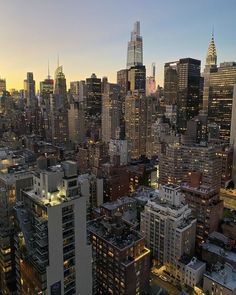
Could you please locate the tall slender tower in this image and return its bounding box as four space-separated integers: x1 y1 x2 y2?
203 31 217 110
127 21 143 69
205 31 217 72
177 58 201 133
24 72 36 108
51 65 69 144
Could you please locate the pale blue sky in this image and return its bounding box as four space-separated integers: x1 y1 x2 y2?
0 0 235 89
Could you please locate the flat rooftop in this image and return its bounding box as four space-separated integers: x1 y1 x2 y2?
181 183 216 194
88 217 142 250
202 242 236 263
101 196 136 211
187 258 206 271
204 264 236 291
133 187 159 203
0 170 32 183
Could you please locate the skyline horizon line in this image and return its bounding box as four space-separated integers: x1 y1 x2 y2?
1 29 235 91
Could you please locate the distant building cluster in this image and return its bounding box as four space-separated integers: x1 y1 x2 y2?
0 21 236 295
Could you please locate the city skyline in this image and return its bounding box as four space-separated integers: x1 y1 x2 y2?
0 0 236 89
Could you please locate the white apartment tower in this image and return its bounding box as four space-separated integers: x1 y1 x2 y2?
140 184 196 276
15 161 92 294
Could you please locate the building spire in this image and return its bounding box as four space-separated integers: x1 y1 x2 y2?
205 29 217 69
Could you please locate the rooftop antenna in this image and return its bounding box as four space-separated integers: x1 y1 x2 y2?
212 25 214 39
57 54 60 68
47 60 50 79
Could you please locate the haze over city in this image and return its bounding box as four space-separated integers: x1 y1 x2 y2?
1 1 236 294
0 0 236 89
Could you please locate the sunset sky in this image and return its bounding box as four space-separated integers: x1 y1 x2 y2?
0 0 236 90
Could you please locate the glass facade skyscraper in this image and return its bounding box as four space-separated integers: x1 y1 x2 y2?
206 62 236 141
126 21 143 69
177 58 201 133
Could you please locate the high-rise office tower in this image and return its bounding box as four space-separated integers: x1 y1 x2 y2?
51 66 69 144
14 161 92 294
78 80 87 103
85 73 102 140
88 214 150 295
68 100 85 144
24 72 36 108
117 69 129 95
117 69 129 139
40 63 53 100
0 78 6 93
40 77 54 101
204 62 236 141
128 65 146 93
177 58 201 133
24 72 41 135
86 74 102 119
40 73 54 140
141 184 196 277
102 80 121 143
164 61 179 105
146 62 156 96
127 21 143 69
145 96 158 158
69 81 80 97
230 85 236 184
125 90 147 159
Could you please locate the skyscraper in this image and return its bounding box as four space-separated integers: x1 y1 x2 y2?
101 80 121 143
125 90 147 159
164 61 179 105
40 74 54 140
0 78 6 93
203 32 217 111
85 73 102 140
204 62 236 141
68 101 85 144
117 69 129 95
146 63 156 96
205 32 217 72
128 65 146 92
51 66 69 144
230 85 236 184
127 21 143 69
24 72 36 108
117 69 129 139
177 58 201 133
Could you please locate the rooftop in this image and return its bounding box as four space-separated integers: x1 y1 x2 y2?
0 169 32 184
186 257 206 271
133 187 159 204
88 216 143 250
204 263 236 291
202 242 236 263
181 183 216 194
101 196 136 211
